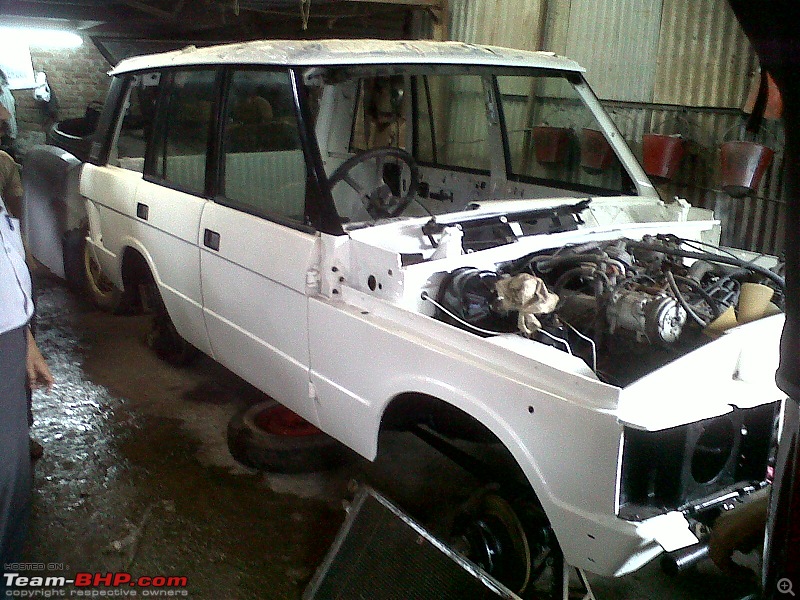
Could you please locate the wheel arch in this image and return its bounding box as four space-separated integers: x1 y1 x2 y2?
376 390 553 513
380 391 505 444
118 242 158 306
375 391 575 597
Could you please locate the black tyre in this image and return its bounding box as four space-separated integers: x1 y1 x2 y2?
63 227 128 312
143 282 198 367
227 400 355 473
62 228 88 293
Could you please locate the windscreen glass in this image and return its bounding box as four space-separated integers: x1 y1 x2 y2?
498 74 631 195
305 66 635 226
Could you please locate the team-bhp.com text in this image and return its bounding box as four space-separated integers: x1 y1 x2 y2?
4 573 189 597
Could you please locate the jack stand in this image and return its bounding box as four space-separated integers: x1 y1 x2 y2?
562 563 597 600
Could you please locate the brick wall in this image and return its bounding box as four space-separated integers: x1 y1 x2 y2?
11 35 111 157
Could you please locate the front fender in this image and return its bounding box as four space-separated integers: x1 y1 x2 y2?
308 292 654 576
368 367 650 575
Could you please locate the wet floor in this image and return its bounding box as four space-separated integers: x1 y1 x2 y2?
23 272 760 599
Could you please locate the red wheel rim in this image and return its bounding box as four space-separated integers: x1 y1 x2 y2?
253 405 322 437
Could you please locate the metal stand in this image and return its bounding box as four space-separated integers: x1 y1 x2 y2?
562 563 597 600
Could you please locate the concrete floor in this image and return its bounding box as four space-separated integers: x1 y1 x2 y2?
22 271 761 599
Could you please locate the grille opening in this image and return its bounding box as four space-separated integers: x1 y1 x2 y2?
691 417 736 484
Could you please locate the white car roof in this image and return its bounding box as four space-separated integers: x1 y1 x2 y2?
111 39 585 75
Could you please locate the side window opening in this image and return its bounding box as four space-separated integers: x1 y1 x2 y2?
413 74 490 173
221 69 307 223
149 69 217 195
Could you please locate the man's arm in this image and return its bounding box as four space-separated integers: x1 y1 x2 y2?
26 328 54 391
709 488 769 573
4 190 22 219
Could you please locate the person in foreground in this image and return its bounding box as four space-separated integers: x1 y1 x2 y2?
0 190 53 593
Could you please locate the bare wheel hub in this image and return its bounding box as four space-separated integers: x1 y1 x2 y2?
451 493 564 599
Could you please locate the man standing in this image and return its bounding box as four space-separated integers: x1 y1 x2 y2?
0 186 52 591
0 148 44 460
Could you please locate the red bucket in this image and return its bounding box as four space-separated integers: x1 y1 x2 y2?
580 129 615 173
532 126 571 164
720 141 774 198
643 134 685 181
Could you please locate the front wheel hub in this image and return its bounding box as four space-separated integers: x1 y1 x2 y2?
452 495 532 594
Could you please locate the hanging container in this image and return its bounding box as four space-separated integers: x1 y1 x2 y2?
532 126 571 164
642 134 685 182
719 141 774 198
580 129 614 173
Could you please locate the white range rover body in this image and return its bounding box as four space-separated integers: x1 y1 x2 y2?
69 40 783 587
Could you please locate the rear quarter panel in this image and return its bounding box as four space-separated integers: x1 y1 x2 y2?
22 145 85 279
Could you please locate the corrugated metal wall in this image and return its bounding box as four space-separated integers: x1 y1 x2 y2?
605 103 785 254
448 0 756 106
653 0 756 108
449 0 546 50
446 0 784 255
562 0 663 102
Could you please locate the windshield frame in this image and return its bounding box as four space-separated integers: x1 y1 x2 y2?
303 63 654 231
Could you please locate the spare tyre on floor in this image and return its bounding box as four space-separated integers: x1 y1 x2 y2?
227 400 356 473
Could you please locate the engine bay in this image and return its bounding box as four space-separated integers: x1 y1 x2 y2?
429 233 785 387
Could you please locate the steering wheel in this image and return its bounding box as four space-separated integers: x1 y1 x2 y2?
327 147 420 219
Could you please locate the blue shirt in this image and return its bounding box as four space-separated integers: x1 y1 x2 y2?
0 195 32 334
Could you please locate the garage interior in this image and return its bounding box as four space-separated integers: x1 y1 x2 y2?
0 1 793 599
4 0 788 257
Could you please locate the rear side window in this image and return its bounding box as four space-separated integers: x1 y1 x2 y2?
220 69 307 223
149 69 217 195
350 76 407 152
111 72 160 172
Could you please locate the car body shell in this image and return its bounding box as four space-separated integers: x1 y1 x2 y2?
26 39 784 579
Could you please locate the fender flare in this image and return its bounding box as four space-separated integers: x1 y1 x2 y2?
114 236 162 292
373 377 557 517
